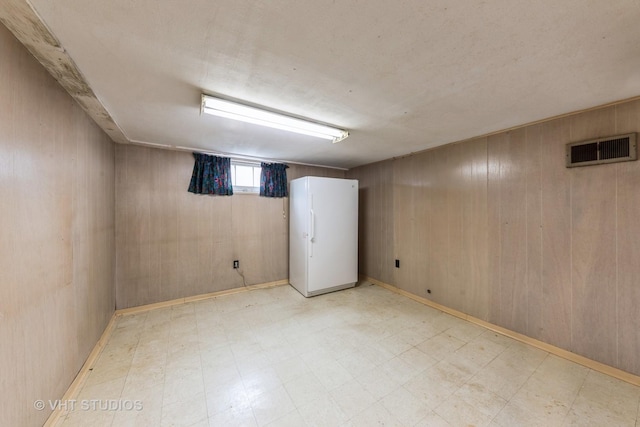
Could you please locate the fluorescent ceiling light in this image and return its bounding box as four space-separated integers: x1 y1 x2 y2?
201 94 349 143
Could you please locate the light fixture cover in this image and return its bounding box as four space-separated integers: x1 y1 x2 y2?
201 94 349 143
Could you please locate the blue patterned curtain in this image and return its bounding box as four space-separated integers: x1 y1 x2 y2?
260 162 289 197
188 153 233 195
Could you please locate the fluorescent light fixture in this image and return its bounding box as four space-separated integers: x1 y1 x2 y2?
201 94 349 143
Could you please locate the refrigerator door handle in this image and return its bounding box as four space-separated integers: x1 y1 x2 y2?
310 209 315 241
310 209 315 257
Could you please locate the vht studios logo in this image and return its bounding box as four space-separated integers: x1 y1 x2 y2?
34 399 143 412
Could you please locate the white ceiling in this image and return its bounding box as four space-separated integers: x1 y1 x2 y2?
15 1 640 168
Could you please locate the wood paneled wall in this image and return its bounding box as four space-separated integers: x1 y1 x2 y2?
115 145 344 309
0 24 115 427
352 160 395 285
348 100 640 377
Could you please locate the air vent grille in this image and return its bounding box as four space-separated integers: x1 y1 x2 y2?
570 142 598 164
566 133 637 167
599 137 630 160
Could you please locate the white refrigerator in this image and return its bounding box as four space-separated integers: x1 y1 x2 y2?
289 177 359 297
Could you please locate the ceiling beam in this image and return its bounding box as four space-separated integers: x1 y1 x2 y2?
0 0 128 144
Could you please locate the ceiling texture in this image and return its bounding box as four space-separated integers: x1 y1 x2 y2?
3 0 640 169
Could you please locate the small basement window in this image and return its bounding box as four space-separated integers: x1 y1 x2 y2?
231 161 261 193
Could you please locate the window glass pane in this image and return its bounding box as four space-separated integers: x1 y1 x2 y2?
235 165 254 187
253 166 261 187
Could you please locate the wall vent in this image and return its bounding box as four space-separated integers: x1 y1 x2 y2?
566 133 637 167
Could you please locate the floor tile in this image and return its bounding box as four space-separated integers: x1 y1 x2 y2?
403 361 472 410
271 355 310 383
355 366 402 400
296 395 349 427
53 284 640 427
343 403 402 427
61 408 115 427
208 406 256 427
264 409 305 427
379 355 422 384
241 366 283 399
380 386 432 426
434 382 507 427
283 372 329 408
309 360 353 391
416 332 466 361
161 391 208 426
204 377 251 416
112 386 162 427
249 385 296 426
329 379 377 419
398 347 438 373
414 410 453 426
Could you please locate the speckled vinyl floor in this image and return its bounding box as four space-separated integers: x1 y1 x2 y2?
56 283 640 426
